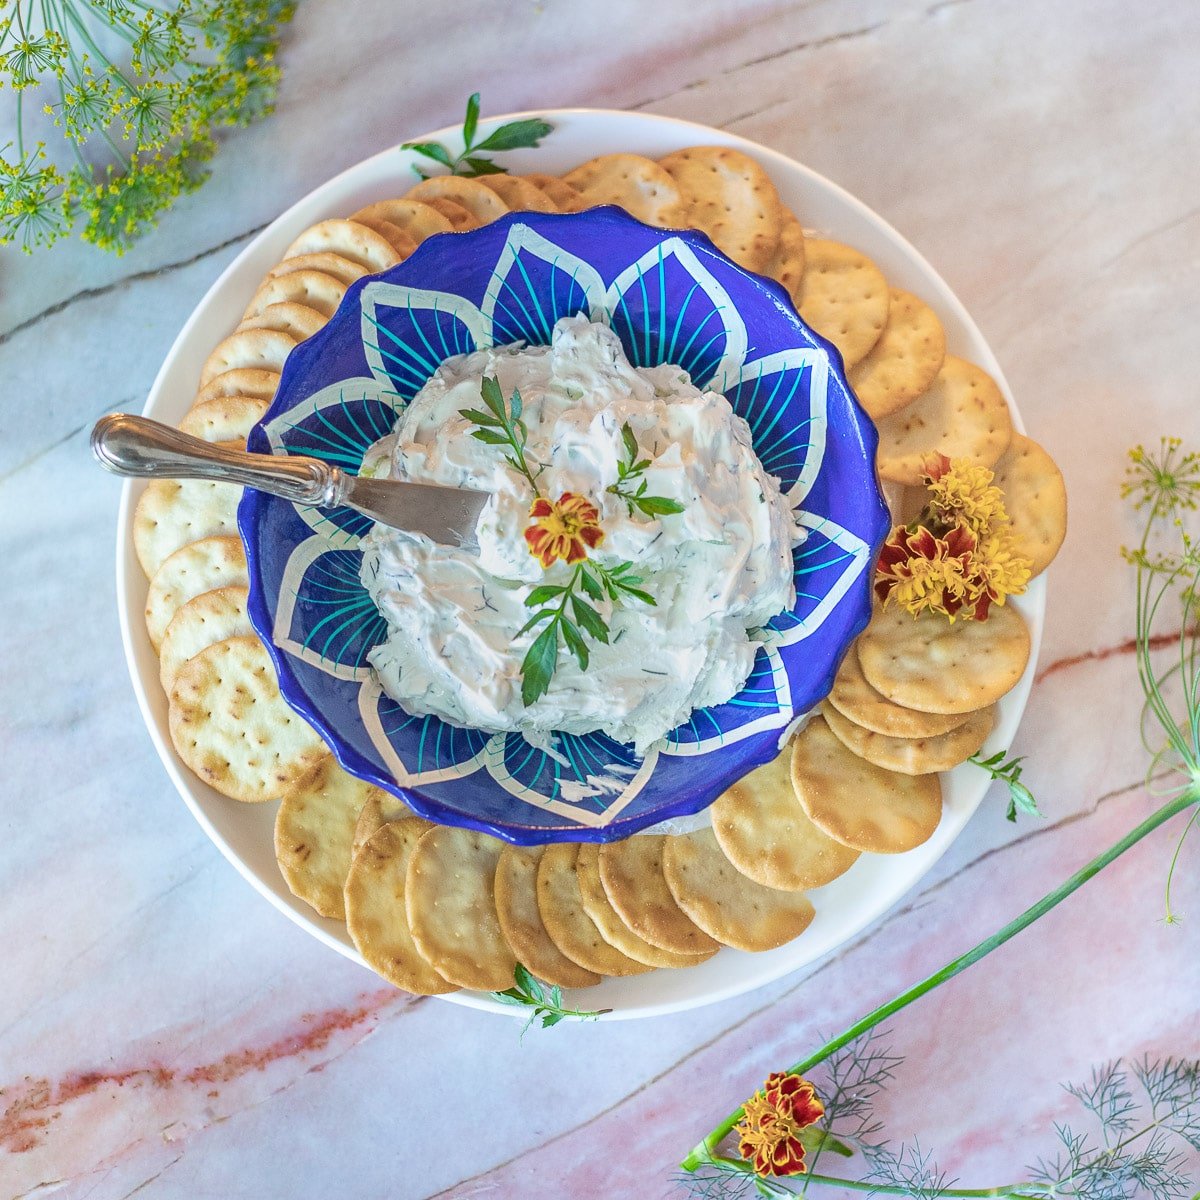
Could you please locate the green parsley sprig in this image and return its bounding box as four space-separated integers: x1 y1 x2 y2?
970 749 1043 822
462 376 544 496
519 558 655 706
607 422 686 519
492 964 610 1036
401 92 552 179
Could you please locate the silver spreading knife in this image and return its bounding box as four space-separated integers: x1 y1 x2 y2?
91 413 491 548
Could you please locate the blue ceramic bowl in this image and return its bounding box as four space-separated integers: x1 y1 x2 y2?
240 208 889 843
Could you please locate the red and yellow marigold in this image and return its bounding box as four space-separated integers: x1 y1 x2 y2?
734 1072 825 1177
523 492 605 568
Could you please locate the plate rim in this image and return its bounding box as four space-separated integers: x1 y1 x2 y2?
116 106 1045 1021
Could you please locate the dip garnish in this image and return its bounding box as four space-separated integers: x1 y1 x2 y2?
462 376 545 496
607 422 687 519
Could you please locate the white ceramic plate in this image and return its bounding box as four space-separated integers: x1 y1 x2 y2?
116 109 1044 1020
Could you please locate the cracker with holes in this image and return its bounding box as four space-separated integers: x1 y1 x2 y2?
405 176 510 223
405 825 515 991
274 756 380 920
848 288 946 420
243 269 346 320
422 196 480 230
352 789 411 857
145 535 247 651
563 154 689 228
179 396 268 445
791 716 943 853
200 328 298 388
822 700 995 775
659 146 783 272
991 434 1067 576
239 302 325 341
793 239 889 369
345 818 454 995
858 603 1031 715
711 743 861 890
537 843 651 977
168 635 327 802
133 463 242 578
266 252 368 286
194 368 280 407
495 845 599 989
577 844 713 968
158 584 252 692
282 219 402 272
875 355 1012 485
663 828 817 952
479 174 558 213
351 198 453 245
523 173 585 212
828 645 969 738
767 210 806 297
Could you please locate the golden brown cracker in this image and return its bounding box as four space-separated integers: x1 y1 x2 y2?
822 700 995 775
199 327 297 388
282 219 402 272
178 396 269 445
158 584 252 692
243 269 346 320
522 173 585 213
133 465 241 578
405 176 510 222
563 154 689 228
793 239 889 369
144 535 247 651
479 174 558 213
266 252 368 287
991 434 1067 577
193 367 280 407
848 288 947 420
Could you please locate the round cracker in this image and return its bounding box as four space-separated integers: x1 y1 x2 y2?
345 819 454 995
405 825 515 991
243 269 346 320
658 145 783 272
200 328 297 388
828 644 968 738
168 635 328 803
145 535 247 651
479 174 558 213
371 220 418 259
991 434 1067 577
159 584 253 692
405 176 509 222
282 219 401 272
536 843 650 977
350 198 452 244
563 154 689 228
793 239 889 369
178 396 269 446
193 368 280 407
875 355 1013 485
133 458 242 578
791 716 943 853
352 789 411 857
858 603 1031 714
577 844 713 968
494 846 600 990
266 252 368 287
822 700 995 775
767 210 806 296
239 301 326 341
522 173 584 212
663 828 816 952
422 196 480 231
595 834 720 954
711 745 861 890
848 288 947 420
274 756 380 920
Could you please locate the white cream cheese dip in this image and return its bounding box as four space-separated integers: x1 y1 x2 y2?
360 315 799 755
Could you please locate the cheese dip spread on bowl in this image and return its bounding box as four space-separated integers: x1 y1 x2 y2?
360 315 799 755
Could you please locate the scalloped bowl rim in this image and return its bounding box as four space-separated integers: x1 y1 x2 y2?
115 108 1044 1021
238 206 890 844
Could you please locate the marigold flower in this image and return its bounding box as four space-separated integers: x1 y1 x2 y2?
969 525 1034 620
875 522 978 620
735 1072 825 1177
922 453 1008 536
524 492 605 568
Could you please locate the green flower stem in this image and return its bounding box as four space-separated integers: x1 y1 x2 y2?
681 786 1200 1174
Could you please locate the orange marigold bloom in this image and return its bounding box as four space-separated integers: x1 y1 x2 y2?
523 492 605 568
735 1072 825 1177
875 522 978 620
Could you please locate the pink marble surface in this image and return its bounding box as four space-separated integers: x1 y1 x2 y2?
2 1 1198 1197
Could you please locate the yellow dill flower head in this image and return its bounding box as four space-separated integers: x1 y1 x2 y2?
922 453 1008 535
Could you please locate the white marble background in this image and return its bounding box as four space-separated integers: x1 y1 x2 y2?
2 0 1198 1197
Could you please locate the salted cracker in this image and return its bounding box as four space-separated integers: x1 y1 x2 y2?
405 176 510 222
875 355 1012 486
405 825 516 991
351 198 453 245
658 145 783 272
793 239 889 369
522 173 585 213
133 461 242 578
344 819 454 995
822 700 995 775
827 644 968 738
479 174 558 213
266 252 368 287
662 828 816 953
494 845 600 990
178 396 269 445
199 327 298 388
282 218 402 272
791 716 943 854
193 367 280 407
767 210 806 297
563 154 689 228
421 196 480 231
848 288 947 421
239 301 325 341
274 756 381 921
144 535 247 651
158 584 253 692
991 434 1067 577
243 269 346 320
857 604 1031 715
352 789 411 857
711 744 861 890
168 635 327 803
